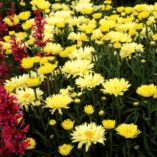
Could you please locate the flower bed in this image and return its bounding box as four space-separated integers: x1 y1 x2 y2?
1 0 157 156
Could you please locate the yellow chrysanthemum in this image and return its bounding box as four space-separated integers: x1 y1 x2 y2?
61 119 74 130
21 57 34 69
45 94 73 114
49 119 56 126
136 84 156 97
22 19 34 30
62 60 93 77
58 144 73 156
120 42 144 59
15 87 43 109
84 105 94 115
18 11 31 20
26 77 41 87
5 74 29 92
101 78 130 96
69 46 94 61
76 73 104 89
4 15 19 26
102 119 116 129
71 122 106 152
38 62 57 75
26 138 36 149
116 123 141 139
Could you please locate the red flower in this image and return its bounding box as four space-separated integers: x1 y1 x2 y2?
33 10 48 48
11 36 28 61
0 86 29 157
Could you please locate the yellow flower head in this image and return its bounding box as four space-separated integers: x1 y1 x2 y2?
116 123 141 139
62 60 93 77
5 74 29 92
76 73 104 90
22 19 34 30
26 138 36 149
26 77 41 87
152 34 157 41
4 15 19 26
92 13 102 19
120 42 144 59
38 62 57 75
15 87 43 109
71 122 106 152
18 11 31 20
101 78 130 97
49 119 56 126
84 105 94 115
58 144 73 156
102 119 116 129
61 119 74 130
136 84 156 97
138 11 150 20
45 94 73 114
21 57 34 69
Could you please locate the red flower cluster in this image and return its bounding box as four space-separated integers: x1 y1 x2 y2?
0 3 8 41
0 45 11 85
11 36 28 61
0 86 29 157
33 10 47 47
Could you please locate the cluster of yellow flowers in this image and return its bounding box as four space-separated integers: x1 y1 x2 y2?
2 0 157 156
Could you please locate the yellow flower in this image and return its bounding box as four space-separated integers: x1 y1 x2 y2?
5 74 29 92
38 62 57 75
152 34 157 41
138 11 150 20
44 43 63 54
136 84 156 97
79 20 96 34
101 78 130 97
62 60 93 77
58 144 73 156
49 119 56 126
69 46 94 61
68 32 88 41
76 73 104 90
22 19 34 30
116 123 141 139
61 119 74 130
117 6 125 13
92 13 102 19
71 122 106 152
84 105 94 115
4 15 19 26
18 11 31 20
120 42 144 59
26 138 36 149
20 0 26 6
26 77 41 87
59 45 76 58
98 110 105 116
21 57 34 69
15 87 43 109
102 119 116 129
45 94 73 114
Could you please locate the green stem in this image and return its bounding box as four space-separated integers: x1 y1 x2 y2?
126 140 131 157
47 74 51 96
115 97 121 123
33 88 37 100
109 131 113 157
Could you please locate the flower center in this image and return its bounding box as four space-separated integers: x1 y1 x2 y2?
23 93 31 99
84 130 94 139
